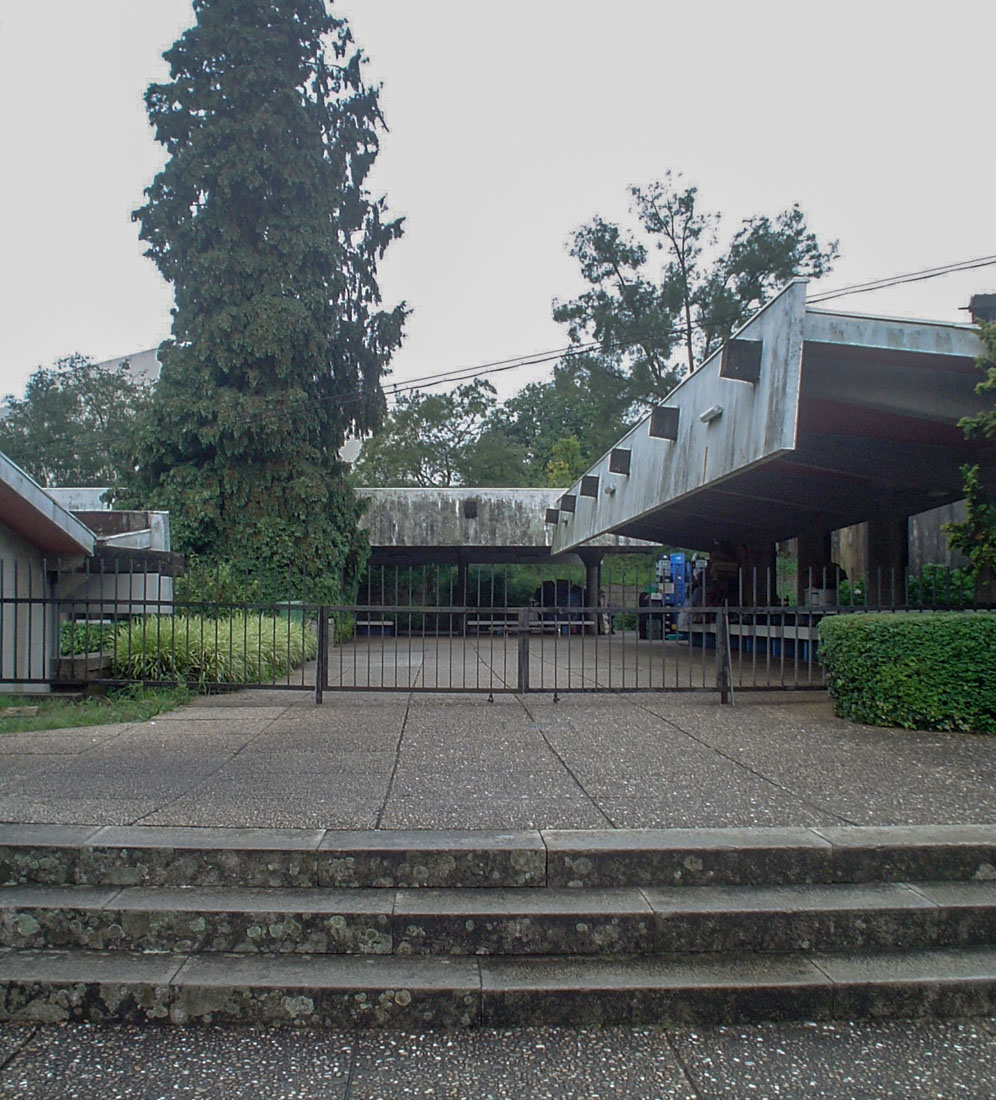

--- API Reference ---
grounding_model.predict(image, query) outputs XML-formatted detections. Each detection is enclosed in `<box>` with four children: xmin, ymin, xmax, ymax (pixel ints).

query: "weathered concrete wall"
<box><xmin>359</xmin><ymin>488</ymin><xmax>559</xmax><ymax>550</ymax></box>
<box><xmin>47</xmin><ymin>488</ymin><xmax>112</xmax><ymax>512</ymax></box>
<box><xmin>0</xmin><ymin>523</ymin><xmax>57</xmax><ymax>692</ymax></box>
<box><xmin>357</xmin><ymin>487</ymin><xmax>655</xmax><ymax>562</ymax></box>
<box><xmin>909</xmin><ymin>502</ymin><xmax>969</xmax><ymax>572</ymax></box>
<box><xmin>830</xmin><ymin>504</ymin><xmax>969</xmax><ymax>579</ymax></box>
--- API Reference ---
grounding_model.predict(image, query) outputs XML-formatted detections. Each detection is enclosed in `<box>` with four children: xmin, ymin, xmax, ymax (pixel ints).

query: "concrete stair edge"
<box><xmin>1</xmin><ymin>945</ymin><xmax>995</xmax><ymax>1028</ymax></box>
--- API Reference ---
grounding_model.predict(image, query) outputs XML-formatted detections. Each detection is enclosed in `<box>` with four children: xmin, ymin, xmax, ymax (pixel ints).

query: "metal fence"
<box><xmin>0</xmin><ymin>557</ymin><xmax>987</xmax><ymax>702</ymax></box>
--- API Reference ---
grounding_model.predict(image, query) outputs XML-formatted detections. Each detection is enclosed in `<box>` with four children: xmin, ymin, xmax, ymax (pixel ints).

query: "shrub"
<box><xmin>110</xmin><ymin>614</ymin><xmax>318</xmax><ymax>685</ymax></box>
<box><xmin>60</xmin><ymin>621</ymin><xmax>117</xmax><ymax>656</ymax></box>
<box><xmin>818</xmin><ymin>611</ymin><xmax>996</xmax><ymax>733</ymax></box>
<box><xmin>905</xmin><ymin>565</ymin><xmax>976</xmax><ymax>608</ymax></box>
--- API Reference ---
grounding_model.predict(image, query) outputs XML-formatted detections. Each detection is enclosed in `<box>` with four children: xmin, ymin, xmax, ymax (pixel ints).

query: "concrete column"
<box><xmin>577</xmin><ymin>548</ymin><xmax>603</xmax><ymax>634</ymax></box>
<box><xmin>796</xmin><ymin>528</ymin><xmax>832</xmax><ymax>604</ymax></box>
<box><xmin>866</xmin><ymin>508</ymin><xmax>909</xmax><ymax>604</ymax></box>
<box><xmin>740</xmin><ymin>542</ymin><xmax>776</xmax><ymax>605</ymax></box>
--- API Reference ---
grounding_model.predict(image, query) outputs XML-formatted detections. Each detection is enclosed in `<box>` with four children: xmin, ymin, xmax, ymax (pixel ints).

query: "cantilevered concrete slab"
<box><xmin>358</xmin><ymin>487</ymin><xmax>654</xmax><ymax>566</ymax></box>
<box><xmin>550</xmin><ymin>281</ymin><xmax>986</xmax><ymax>569</ymax></box>
<box><xmin>0</xmin><ymin>453</ymin><xmax>95</xmax><ymax>557</ymax></box>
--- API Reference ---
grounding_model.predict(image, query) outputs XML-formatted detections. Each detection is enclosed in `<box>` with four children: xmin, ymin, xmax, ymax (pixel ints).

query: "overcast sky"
<box><xmin>1</xmin><ymin>0</ymin><xmax>994</xmax><ymax>405</ymax></box>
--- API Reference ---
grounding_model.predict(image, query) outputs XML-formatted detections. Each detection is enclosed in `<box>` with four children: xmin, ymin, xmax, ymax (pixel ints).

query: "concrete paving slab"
<box><xmin>136</xmin><ymin>802</ymin><xmax>384</xmax><ymax>831</ymax></box>
<box><xmin>0</xmin><ymin>759</ymin><xmax>72</xmax><ymax>797</ymax></box>
<box><xmin>0</xmin><ymin>1023</ymin><xmax>352</xmax><ymax>1098</ymax></box>
<box><xmin>0</xmin><ymin>800</ymin><xmax>155</xmax><ymax>827</ymax></box>
<box><xmin>348</xmin><ymin>1026</ymin><xmax>696</xmax><ymax>1099</ymax></box>
<box><xmin>3</xmin><ymin>1019</ymin><xmax>994</xmax><ymax>1099</ymax></box>
<box><xmin>216</xmin><ymin>750</ymin><xmax>397</xmax><ymax>778</ymax></box>
<box><xmin>671</xmin><ymin>1017</ymin><xmax>996</xmax><ymax>1099</ymax></box>
<box><xmin>0</xmin><ymin>728</ymin><xmax>125</xmax><ymax>755</ymax></box>
<box><xmin>378</xmin><ymin>794</ymin><xmax>610</xmax><ymax>831</ymax></box>
<box><xmin>2</xmin><ymin>672</ymin><xmax>996</xmax><ymax>831</ymax></box>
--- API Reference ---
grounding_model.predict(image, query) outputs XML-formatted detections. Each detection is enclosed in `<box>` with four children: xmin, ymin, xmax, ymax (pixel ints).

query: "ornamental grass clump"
<box><xmin>111</xmin><ymin>614</ymin><xmax>318</xmax><ymax>685</ymax></box>
<box><xmin>818</xmin><ymin>611</ymin><xmax>996</xmax><ymax>733</ymax></box>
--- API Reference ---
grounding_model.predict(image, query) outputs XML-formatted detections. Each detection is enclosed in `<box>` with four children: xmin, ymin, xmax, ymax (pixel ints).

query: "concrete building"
<box><xmin>548</xmin><ymin>281</ymin><xmax>987</xmax><ymax>601</ymax></box>
<box><xmin>0</xmin><ymin>458</ymin><xmax>179</xmax><ymax>693</ymax></box>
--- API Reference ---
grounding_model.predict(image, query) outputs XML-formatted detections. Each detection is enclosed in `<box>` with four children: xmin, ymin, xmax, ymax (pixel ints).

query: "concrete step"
<box><xmin>1</xmin><ymin>945</ymin><xmax>994</xmax><ymax>1028</ymax></box>
<box><xmin>3</xmin><ymin>824</ymin><xmax>995</xmax><ymax>890</ymax></box>
<box><xmin>3</xmin><ymin>881</ymin><xmax>994</xmax><ymax>957</ymax></box>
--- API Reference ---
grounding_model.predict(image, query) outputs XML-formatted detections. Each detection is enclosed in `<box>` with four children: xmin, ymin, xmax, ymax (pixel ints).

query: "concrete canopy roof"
<box><xmin>0</xmin><ymin>452</ymin><xmax>96</xmax><ymax>556</ymax></box>
<box><xmin>550</xmin><ymin>280</ymin><xmax>987</xmax><ymax>554</ymax></box>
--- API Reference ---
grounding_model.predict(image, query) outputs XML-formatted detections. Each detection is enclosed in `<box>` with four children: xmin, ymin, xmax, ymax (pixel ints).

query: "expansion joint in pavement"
<box><xmin>516</xmin><ymin>695</ymin><xmax>616</xmax><ymax>828</ymax></box>
<box><xmin>635</xmin><ymin>698</ymin><xmax>860</xmax><ymax>828</ymax></box>
<box><xmin>376</xmin><ymin>692</ymin><xmax>414</xmax><ymax>831</ymax></box>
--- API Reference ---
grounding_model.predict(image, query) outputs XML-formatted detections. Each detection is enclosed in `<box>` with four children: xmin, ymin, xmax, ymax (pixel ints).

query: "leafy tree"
<box><xmin>544</xmin><ymin>436</ymin><xmax>587</xmax><ymax>487</ymax></box>
<box><xmin>351</xmin><ymin>379</ymin><xmax>529</xmax><ymax>487</ymax></box>
<box><xmin>494</xmin><ymin>353</ymin><xmax>637</xmax><ymax>477</ymax></box>
<box><xmin>553</xmin><ymin>172</ymin><xmax>838</xmax><ymax>405</ymax></box>
<box><xmin>947</xmin><ymin>321</ymin><xmax>996</xmax><ymax>587</ymax></box>
<box><xmin>119</xmin><ymin>0</ymin><xmax>404</xmax><ymax>599</ymax></box>
<box><xmin>0</xmin><ymin>354</ymin><xmax>151</xmax><ymax>487</ymax></box>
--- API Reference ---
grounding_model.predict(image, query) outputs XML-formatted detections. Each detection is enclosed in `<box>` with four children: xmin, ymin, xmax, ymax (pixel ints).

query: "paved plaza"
<box><xmin>1</xmin><ymin>688</ymin><xmax>995</xmax><ymax>831</ymax></box>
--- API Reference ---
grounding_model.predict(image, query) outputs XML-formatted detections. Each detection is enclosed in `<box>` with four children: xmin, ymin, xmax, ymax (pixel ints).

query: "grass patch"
<box><xmin>0</xmin><ymin>685</ymin><xmax>192</xmax><ymax>735</ymax></box>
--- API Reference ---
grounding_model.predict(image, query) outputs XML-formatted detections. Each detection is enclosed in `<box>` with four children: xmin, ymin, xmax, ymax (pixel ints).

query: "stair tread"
<box><xmin>1</xmin><ymin>944</ymin><xmax>995</xmax><ymax>989</ymax></box>
<box><xmin>4</xmin><ymin>880</ymin><xmax>996</xmax><ymax>915</ymax></box>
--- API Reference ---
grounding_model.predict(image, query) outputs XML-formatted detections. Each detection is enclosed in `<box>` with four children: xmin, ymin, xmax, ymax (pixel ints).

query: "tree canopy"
<box><xmin>0</xmin><ymin>354</ymin><xmax>151</xmax><ymax>488</ymax></box>
<box><xmin>350</xmin><ymin>175</ymin><xmax>837</xmax><ymax>492</ymax></box>
<box><xmin>553</xmin><ymin>172</ymin><xmax>838</xmax><ymax>407</ymax></box>
<box><xmin>350</xmin><ymin>379</ymin><xmax>529</xmax><ymax>487</ymax></box>
<box><xmin>119</xmin><ymin>0</ymin><xmax>404</xmax><ymax>597</ymax></box>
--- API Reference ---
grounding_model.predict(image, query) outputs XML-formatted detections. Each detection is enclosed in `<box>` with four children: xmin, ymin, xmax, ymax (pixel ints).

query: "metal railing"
<box><xmin>1</xmin><ymin>558</ymin><xmax>989</xmax><ymax>702</ymax></box>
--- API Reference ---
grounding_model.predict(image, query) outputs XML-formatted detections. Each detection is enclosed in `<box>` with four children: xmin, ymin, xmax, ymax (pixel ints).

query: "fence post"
<box><xmin>715</xmin><ymin>603</ymin><xmax>733</xmax><ymax>705</ymax></box>
<box><xmin>517</xmin><ymin>609</ymin><xmax>530</xmax><ymax>694</ymax></box>
<box><xmin>315</xmin><ymin>607</ymin><xmax>328</xmax><ymax>705</ymax></box>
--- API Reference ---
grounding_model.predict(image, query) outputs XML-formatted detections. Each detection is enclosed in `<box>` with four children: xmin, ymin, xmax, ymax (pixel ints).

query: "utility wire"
<box><xmin>6</xmin><ymin>254</ymin><xmax>993</xmax><ymax>457</ymax></box>
<box><xmin>807</xmin><ymin>254</ymin><xmax>996</xmax><ymax>304</ymax></box>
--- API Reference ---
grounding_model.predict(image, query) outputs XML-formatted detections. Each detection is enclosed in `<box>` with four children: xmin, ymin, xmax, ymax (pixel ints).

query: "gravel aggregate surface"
<box><xmin>2</xmin><ymin>1020</ymin><xmax>995</xmax><ymax>1098</ymax></box>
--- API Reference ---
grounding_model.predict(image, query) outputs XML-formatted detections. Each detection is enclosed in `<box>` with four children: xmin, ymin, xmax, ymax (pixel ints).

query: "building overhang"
<box><xmin>0</xmin><ymin>453</ymin><xmax>96</xmax><ymax>556</ymax></box>
<box><xmin>550</xmin><ymin>281</ymin><xmax>986</xmax><ymax>553</ymax></box>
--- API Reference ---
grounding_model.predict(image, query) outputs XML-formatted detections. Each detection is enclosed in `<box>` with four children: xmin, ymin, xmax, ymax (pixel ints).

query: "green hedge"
<box><xmin>818</xmin><ymin>612</ymin><xmax>996</xmax><ymax>733</ymax></box>
<box><xmin>110</xmin><ymin>614</ymin><xmax>318</xmax><ymax>685</ymax></box>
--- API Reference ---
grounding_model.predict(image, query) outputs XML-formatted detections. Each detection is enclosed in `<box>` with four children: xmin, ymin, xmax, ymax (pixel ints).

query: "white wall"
<box><xmin>0</xmin><ymin>524</ymin><xmax>57</xmax><ymax>692</ymax></box>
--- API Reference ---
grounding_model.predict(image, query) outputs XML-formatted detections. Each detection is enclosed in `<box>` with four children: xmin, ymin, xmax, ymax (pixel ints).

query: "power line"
<box><xmin>807</xmin><ymin>254</ymin><xmax>996</xmax><ymax>304</ymax></box>
<box><xmin>6</xmin><ymin>253</ymin><xmax>992</xmax><ymax>457</ymax></box>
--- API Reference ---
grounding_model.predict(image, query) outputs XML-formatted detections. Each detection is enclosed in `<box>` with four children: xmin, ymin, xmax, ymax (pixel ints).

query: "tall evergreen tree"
<box><xmin>122</xmin><ymin>0</ymin><xmax>405</xmax><ymax>598</ymax></box>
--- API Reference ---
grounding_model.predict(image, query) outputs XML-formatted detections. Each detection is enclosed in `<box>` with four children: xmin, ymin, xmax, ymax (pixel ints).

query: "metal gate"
<box><xmin>2</xmin><ymin>556</ymin><xmax>980</xmax><ymax>702</ymax></box>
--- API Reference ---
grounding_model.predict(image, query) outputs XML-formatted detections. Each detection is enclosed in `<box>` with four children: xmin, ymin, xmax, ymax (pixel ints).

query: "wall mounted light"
<box><xmin>699</xmin><ymin>405</ymin><xmax>724</xmax><ymax>424</ymax></box>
